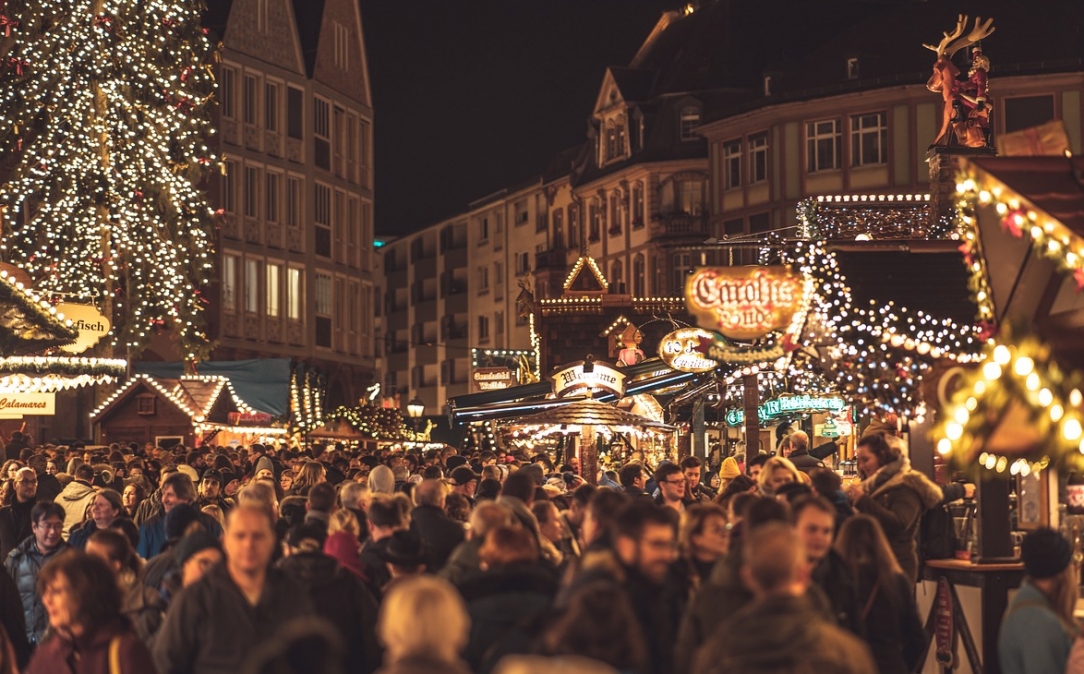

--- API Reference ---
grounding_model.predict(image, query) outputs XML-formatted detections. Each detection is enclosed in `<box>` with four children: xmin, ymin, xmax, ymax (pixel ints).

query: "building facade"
<box><xmin>196</xmin><ymin>0</ymin><xmax>376</xmax><ymax>408</ymax></box>
<box><xmin>378</xmin><ymin>0</ymin><xmax>1084</xmax><ymax>414</ymax></box>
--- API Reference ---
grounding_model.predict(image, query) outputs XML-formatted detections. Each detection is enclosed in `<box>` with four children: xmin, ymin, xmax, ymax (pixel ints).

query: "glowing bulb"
<box><xmin>937</xmin><ymin>438</ymin><xmax>952</xmax><ymax>455</ymax></box>
<box><xmin>993</xmin><ymin>345</ymin><xmax>1011</xmax><ymax>365</ymax></box>
<box><xmin>1039</xmin><ymin>389</ymin><xmax>1054</xmax><ymax>406</ymax></box>
<box><xmin>945</xmin><ymin>422</ymin><xmax>963</xmax><ymax>440</ymax></box>
<box><xmin>1051</xmin><ymin>405</ymin><xmax>1065</xmax><ymax>422</ymax></box>
<box><xmin>1013</xmin><ymin>357</ymin><xmax>1034</xmax><ymax>376</ymax></box>
<box><xmin>982</xmin><ymin>362</ymin><xmax>1002</xmax><ymax>380</ymax></box>
<box><xmin>954</xmin><ymin>407</ymin><xmax>969</xmax><ymax>425</ymax></box>
<box><xmin>1064</xmin><ymin>418</ymin><xmax>1083</xmax><ymax>442</ymax></box>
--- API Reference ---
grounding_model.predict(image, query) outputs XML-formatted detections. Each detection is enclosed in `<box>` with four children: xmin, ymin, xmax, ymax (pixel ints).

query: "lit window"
<box><xmin>315</xmin><ymin>273</ymin><xmax>332</xmax><ymax>315</ymax></box>
<box><xmin>288</xmin><ymin>268</ymin><xmax>302</xmax><ymax>320</ymax></box>
<box><xmin>244</xmin><ymin>259</ymin><xmax>260</xmax><ymax>314</ymax></box>
<box><xmin>266</xmin><ymin>263</ymin><xmax>281</xmax><ymax>317</ymax></box>
<box><xmin>676</xmin><ymin>180</ymin><xmax>704</xmax><ymax>215</ymax></box>
<box><xmin>222</xmin><ymin>254</ymin><xmax>239</xmax><ymax>312</ymax></box>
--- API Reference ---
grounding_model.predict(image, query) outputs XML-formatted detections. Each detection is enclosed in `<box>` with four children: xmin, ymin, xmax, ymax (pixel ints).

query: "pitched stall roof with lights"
<box><xmin>0</xmin><ymin>267</ymin><xmax>79</xmax><ymax>357</ymax></box>
<box><xmin>91</xmin><ymin>374</ymin><xmax>259</xmax><ymax>427</ymax></box>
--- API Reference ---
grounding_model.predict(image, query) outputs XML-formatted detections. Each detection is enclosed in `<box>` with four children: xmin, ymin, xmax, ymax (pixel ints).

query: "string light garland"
<box><xmin>797</xmin><ymin>193</ymin><xmax>954</xmax><ymax>240</ymax></box>
<box><xmin>0</xmin><ymin>0</ymin><xmax>219</xmax><ymax>364</ymax></box>
<box><xmin>934</xmin><ymin>322</ymin><xmax>1082</xmax><ymax>476</ymax></box>
<box><xmin>562</xmin><ymin>256</ymin><xmax>609</xmax><ymax>291</ymax></box>
<box><xmin>325</xmin><ymin>404</ymin><xmax>419</xmax><ymax>441</ymax></box>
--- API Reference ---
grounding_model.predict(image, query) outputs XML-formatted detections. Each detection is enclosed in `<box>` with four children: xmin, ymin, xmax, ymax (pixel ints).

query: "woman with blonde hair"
<box><xmin>289</xmin><ymin>461</ymin><xmax>326</xmax><ymax>497</ymax></box>
<box><xmin>376</xmin><ymin>575</ymin><xmax>471</xmax><ymax>674</ymax></box>
<box><xmin>835</xmin><ymin>514</ymin><xmax>923</xmax><ymax>674</ymax></box>
<box><xmin>329</xmin><ymin>508</ymin><xmax>361</xmax><ymax>538</ymax></box>
<box><xmin>756</xmin><ymin>456</ymin><xmax>802</xmax><ymax>497</ymax></box>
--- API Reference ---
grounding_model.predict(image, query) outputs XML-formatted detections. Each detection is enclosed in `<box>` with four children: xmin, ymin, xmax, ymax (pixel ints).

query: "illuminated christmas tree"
<box><xmin>0</xmin><ymin>0</ymin><xmax>218</xmax><ymax>363</ymax></box>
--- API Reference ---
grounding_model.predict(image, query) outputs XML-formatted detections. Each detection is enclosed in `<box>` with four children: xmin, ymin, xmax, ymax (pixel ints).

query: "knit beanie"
<box><xmin>1021</xmin><ymin>528</ymin><xmax>1072</xmax><ymax>579</ymax></box>
<box><xmin>174</xmin><ymin>530</ymin><xmax>221</xmax><ymax>567</ymax></box>
<box><xmin>254</xmin><ymin>455</ymin><xmax>275</xmax><ymax>476</ymax></box>
<box><xmin>719</xmin><ymin>457</ymin><xmax>741</xmax><ymax>481</ymax></box>
<box><xmin>368</xmin><ymin>465</ymin><xmax>395</xmax><ymax>495</ymax></box>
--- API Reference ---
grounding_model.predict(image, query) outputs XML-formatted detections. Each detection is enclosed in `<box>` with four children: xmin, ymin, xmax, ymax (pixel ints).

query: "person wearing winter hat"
<box><xmin>368</xmin><ymin>464</ymin><xmax>396</xmax><ymax>495</ymax></box>
<box><xmin>174</xmin><ymin>529</ymin><xmax>223</xmax><ymax>588</ymax></box>
<box><xmin>999</xmin><ymin>527</ymin><xmax>1077</xmax><ymax>674</ymax></box>
<box><xmin>253</xmin><ymin>455</ymin><xmax>276</xmax><ymax>481</ymax></box>
<box><xmin>379</xmin><ymin>530</ymin><xmax>427</xmax><ymax>587</ymax></box>
<box><xmin>717</xmin><ymin>457</ymin><xmax>742</xmax><ymax>493</ymax></box>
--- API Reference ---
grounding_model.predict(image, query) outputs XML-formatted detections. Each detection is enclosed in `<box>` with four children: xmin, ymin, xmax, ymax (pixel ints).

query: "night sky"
<box><xmin>360</xmin><ymin>0</ymin><xmax>677</xmax><ymax>236</ymax></box>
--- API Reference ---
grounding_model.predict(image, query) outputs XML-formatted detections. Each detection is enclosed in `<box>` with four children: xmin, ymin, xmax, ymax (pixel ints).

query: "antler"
<box><xmin>945</xmin><ymin>16</ymin><xmax>995</xmax><ymax>57</ymax></box>
<box><xmin>925</xmin><ymin>15</ymin><xmax>996</xmax><ymax>58</ymax></box>
<box><xmin>923</xmin><ymin>14</ymin><xmax>967</xmax><ymax>58</ymax></box>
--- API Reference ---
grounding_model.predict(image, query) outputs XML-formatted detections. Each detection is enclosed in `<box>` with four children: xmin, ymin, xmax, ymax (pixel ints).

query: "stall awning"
<box><xmin>135</xmin><ymin>359</ymin><xmax>292</xmax><ymax>416</ymax></box>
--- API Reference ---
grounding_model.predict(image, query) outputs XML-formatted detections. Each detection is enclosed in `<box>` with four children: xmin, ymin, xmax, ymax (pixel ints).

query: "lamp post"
<box><xmin>407</xmin><ymin>396</ymin><xmax>425</xmax><ymax>439</ymax></box>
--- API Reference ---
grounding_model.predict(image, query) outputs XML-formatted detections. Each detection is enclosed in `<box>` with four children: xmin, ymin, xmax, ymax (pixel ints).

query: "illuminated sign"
<box><xmin>685</xmin><ymin>266</ymin><xmax>806</xmax><ymax>341</ymax></box>
<box><xmin>227</xmin><ymin>411</ymin><xmax>275</xmax><ymax>426</ymax></box>
<box><xmin>0</xmin><ymin>392</ymin><xmax>56</xmax><ymax>418</ymax></box>
<box><xmin>551</xmin><ymin>361</ymin><xmax>626</xmax><ymax>399</ymax></box>
<box><xmin>658</xmin><ymin>328</ymin><xmax>719</xmax><ymax>373</ymax></box>
<box><xmin>471</xmin><ymin>367</ymin><xmax>515</xmax><ymax>392</ymax></box>
<box><xmin>725</xmin><ymin>395</ymin><xmax>845</xmax><ymax>426</ymax></box>
<box><xmin>56</xmin><ymin>303</ymin><xmax>111</xmax><ymax>354</ymax></box>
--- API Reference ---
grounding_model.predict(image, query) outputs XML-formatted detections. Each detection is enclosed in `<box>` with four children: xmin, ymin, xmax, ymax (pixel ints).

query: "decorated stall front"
<box><xmin>91</xmin><ymin>374</ymin><xmax>286</xmax><ymax>448</ymax></box>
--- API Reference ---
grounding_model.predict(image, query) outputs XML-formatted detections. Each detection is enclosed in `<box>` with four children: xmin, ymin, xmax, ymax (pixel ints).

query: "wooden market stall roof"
<box><xmin>91</xmin><ymin>374</ymin><xmax>254</xmax><ymax>426</ymax></box>
<box><xmin>0</xmin><ymin>266</ymin><xmax>78</xmax><ymax>356</ymax></box>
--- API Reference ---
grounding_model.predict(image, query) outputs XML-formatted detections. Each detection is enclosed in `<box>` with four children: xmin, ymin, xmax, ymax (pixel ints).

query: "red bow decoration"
<box><xmin>1001</xmin><ymin>209</ymin><xmax>1026</xmax><ymax>238</ymax></box>
<box><xmin>6</xmin><ymin>57</ymin><xmax>28</xmax><ymax>75</ymax></box>
<box><xmin>0</xmin><ymin>15</ymin><xmax>18</xmax><ymax>37</ymax></box>
<box><xmin>976</xmin><ymin>321</ymin><xmax>997</xmax><ymax>341</ymax></box>
<box><xmin>1075</xmin><ymin>268</ymin><xmax>1084</xmax><ymax>291</ymax></box>
<box><xmin>93</xmin><ymin>14</ymin><xmax>112</xmax><ymax>29</ymax></box>
<box><xmin>957</xmin><ymin>242</ymin><xmax>974</xmax><ymax>266</ymax></box>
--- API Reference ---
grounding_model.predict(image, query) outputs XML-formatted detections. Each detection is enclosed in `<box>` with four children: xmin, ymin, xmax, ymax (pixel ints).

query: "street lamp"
<box><xmin>407</xmin><ymin>396</ymin><xmax>425</xmax><ymax>437</ymax></box>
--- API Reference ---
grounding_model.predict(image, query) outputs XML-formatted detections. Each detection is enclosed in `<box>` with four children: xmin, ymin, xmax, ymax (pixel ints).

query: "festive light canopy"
<box><xmin>0</xmin><ymin>0</ymin><xmax>219</xmax><ymax>362</ymax></box>
<box><xmin>934</xmin><ymin>323</ymin><xmax>1082</xmax><ymax>476</ymax></box>
<box><xmin>0</xmin><ymin>355</ymin><xmax>127</xmax><ymax>392</ymax></box>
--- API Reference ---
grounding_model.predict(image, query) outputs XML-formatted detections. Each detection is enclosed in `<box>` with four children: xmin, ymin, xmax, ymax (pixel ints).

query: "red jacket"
<box><xmin>25</xmin><ymin>618</ymin><xmax>157</xmax><ymax>674</ymax></box>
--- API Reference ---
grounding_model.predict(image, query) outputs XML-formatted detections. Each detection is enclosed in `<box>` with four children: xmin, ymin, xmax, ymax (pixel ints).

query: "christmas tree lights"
<box><xmin>0</xmin><ymin>0</ymin><xmax>219</xmax><ymax>364</ymax></box>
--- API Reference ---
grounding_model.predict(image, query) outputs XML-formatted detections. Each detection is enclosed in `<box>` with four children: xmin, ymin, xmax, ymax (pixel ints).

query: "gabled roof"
<box><xmin>966</xmin><ymin>156</ymin><xmax>1084</xmax><ymax>237</ymax></box>
<box><xmin>91</xmin><ymin>374</ymin><xmax>255</xmax><ymax>424</ymax></box>
<box><xmin>292</xmin><ymin>0</ymin><xmax>327</xmax><ymax>77</ymax></box>
<box><xmin>563</xmin><ymin>256</ymin><xmax>610</xmax><ymax>294</ymax></box>
<box><xmin>0</xmin><ymin>267</ymin><xmax>78</xmax><ymax>357</ymax></box>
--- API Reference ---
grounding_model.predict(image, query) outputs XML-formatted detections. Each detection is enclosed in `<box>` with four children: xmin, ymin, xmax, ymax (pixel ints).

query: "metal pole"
<box><xmin>743</xmin><ymin>373</ymin><xmax>760</xmax><ymax>471</ymax></box>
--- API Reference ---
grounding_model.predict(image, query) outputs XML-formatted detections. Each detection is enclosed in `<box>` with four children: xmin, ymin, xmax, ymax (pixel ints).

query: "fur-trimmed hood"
<box><xmin>863</xmin><ymin>457</ymin><xmax>943</xmax><ymax>509</ymax></box>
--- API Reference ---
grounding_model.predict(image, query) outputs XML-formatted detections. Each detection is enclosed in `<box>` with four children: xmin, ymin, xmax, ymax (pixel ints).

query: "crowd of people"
<box><xmin>0</xmin><ymin>427</ymin><xmax>1077</xmax><ymax>674</ymax></box>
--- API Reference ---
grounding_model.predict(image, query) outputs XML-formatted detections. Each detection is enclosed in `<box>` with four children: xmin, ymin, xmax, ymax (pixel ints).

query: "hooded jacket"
<box><xmin>692</xmin><ymin>594</ymin><xmax>876</xmax><ymax>674</ymax></box>
<box><xmin>55</xmin><ymin>479</ymin><xmax>96</xmax><ymax>540</ymax></box>
<box><xmin>277</xmin><ymin>551</ymin><xmax>382</xmax><ymax>674</ymax></box>
<box><xmin>855</xmin><ymin>457</ymin><xmax>943</xmax><ymax>583</ymax></box>
<box><xmin>5</xmin><ymin>536</ymin><xmax>70</xmax><ymax>646</ymax></box>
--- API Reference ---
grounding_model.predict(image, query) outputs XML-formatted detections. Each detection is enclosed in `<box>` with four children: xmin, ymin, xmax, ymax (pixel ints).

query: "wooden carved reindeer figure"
<box><xmin>924</xmin><ymin>14</ymin><xmax>996</xmax><ymax>148</ymax></box>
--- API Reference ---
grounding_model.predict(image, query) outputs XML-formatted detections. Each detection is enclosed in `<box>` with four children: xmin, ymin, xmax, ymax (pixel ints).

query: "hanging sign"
<box><xmin>551</xmin><ymin>360</ymin><xmax>626</xmax><ymax>399</ymax></box>
<box><xmin>228</xmin><ymin>411</ymin><xmax>275</xmax><ymax>426</ymax></box>
<box><xmin>658</xmin><ymin>327</ymin><xmax>719</xmax><ymax>373</ymax></box>
<box><xmin>685</xmin><ymin>266</ymin><xmax>807</xmax><ymax>341</ymax></box>
<box><xmin>471</xmin><ymin>367</ymin><xmax>515</xmax><ymax>392</ymax></box>
<box><xmin>0</xmin><ymin>392</ymin><xmax>56</xmax><ymax>418</ymax></box>
<box><xmin>55</xmin><ymin>303</ymin><xmax>111</xmax><ymax>354</ymax></box>
<box><xmin>724</xmin><ymin>394</ymin><xmax>846</xmax><ymax>426</ymax></box>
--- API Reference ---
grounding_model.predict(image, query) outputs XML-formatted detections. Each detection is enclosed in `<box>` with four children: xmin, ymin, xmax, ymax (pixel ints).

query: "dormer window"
<box><xmin>680</xmin><ymin>107</ymin><xmax>701</xmax><ymax>140</ymax></box>
<box><xmin>846</xmin><ymin>57</ymin><xmax>859</xmax><ymax>80</ymax></box>
<box><xmin>604</xmin><ymin>118</ymin><xmax>627</xmax><ymax>163</ymax></box>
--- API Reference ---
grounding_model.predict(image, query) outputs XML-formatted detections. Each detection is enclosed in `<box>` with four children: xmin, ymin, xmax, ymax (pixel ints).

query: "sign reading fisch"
<box><xmin>471</xmin><ymin>367</ymin><xmax>515</xmax><ymax>392</ymax></box>
<box><xmin>56</xmin><ymin>303</ymin><xmax>111</xmax><ymax>354</ymax></box>
<box><xmin>552</xmin><ymin>361</ymin><xmax>625</xmax><ymax>399</ymax></box>
<box><xmin>658</xmin><ymin>327</ymin><xmax>719</xmax><ymax>373</ymax></box>
<box><xmin>685</xmin><ymin>266</ymin><xmax>806</xmax><ymax>341</ymax></box>
<box><xmin>0</xmin><ymin>392</ymin><xmax>56</xmax><ymax>418</ymax></box>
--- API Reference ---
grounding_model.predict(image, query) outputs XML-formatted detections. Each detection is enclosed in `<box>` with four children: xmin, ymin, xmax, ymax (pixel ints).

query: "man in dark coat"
<box><xmin>359</xmin><ymin>495</ymin><xmax>407</xmax><ymax>598</ymax></box>
<box><xmin>691</xmin><ymin>523</ymin><xmax>875</xmax><ymax>674</ymax></box>
<box><xmin>793</xmin><ymin>495</ymin><xmax>861</xmax><ymax>636</ymax></box>
<box><xmin>0</xmin><ymin>467</ymin><xmax>39</xmax><ymax>560</ymax></box>
<box><xmin>153</xmin><ymin>504</ymin><xmax>314</xmax><ymax>674</ymax></box>
<box><xmin>277</xmin><ymin>523</ymin><xmax>381</xmax><ymax>674</ymax></box>
<box><xmin>5</xmin><ymin>501</ymin><xmax>69</xmax><ymax>648</ymax></box>
<box><xmin>409</xmin><ymin>479</ymin><xmax>465</xmax><ymax>572</ymax></box>
<box><xmin>784</xmin><ymin>431</ymin><xmax>826</xmax><ymax>474</ymax></box>
<box><xmin>0</xmin><ymin>542</ymin><xmax>30</xmax><ymax>668</ymax></box>
<box><xmin>26</xmin><ymin>454</ymin><xmax>61</xmax><ymax>503</ymax></box>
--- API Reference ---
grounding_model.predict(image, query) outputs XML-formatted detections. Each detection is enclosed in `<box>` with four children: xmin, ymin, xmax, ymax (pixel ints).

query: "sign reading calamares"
<box><xmin>685</xmin><ymin>266</ymin><xmax>806</xmax><ymax>341</ymax></box>
<box><xmin>0</xmin><ymin>392</ymin><xmax>56</xmax><ymax>418</ymax></box>
<box><xmin>658</xmin><ymin>328</ymin><xmax>719</xmax><ymax>373</ymax></box>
